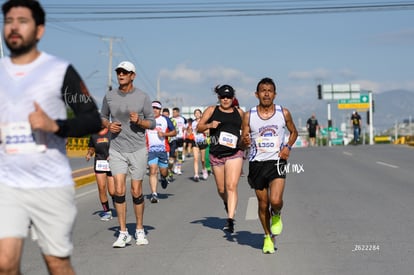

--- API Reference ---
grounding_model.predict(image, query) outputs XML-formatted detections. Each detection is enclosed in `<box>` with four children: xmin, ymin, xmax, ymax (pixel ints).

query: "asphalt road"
<box><xmin>21</xmin><ymin>145</ymin><xmax>413</xmax><ymax>275</ymax></box>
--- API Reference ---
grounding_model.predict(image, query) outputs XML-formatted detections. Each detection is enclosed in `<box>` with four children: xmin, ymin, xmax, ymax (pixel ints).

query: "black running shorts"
<box><xmin>248</xmin><ymin>159</ymin><xmax>287</xmax><ymax>190</ymax></box>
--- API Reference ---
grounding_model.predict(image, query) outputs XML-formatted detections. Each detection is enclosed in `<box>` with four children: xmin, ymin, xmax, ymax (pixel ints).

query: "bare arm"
<box><xmin>130</xmin><ymin>114</ymin><xmax>154</xmax><ymax>130</ymax></box>
<box><xmin>102</xmin><ymin>118</ymin><xmax>122</xmax><ymax>134</ymax></box>
<box><xmin>197</xmin><ymin>106</ymin><xmax>220</xmax><ymax>132</ymax></box>
<box><xmin>279</xmin><ymin>107</ymin><xmax>298</xmax><ymax>160</ymax></box>
<box><xmin>241</xmin><ymin>110</ymin><xmax>251</xmax><ymax>149</ymax></box>
<box><xmin>159</xmin><ymin>129</ymin><xmax>177</xmax><ymax>138</ymax></box>
<box><xmin>85</xmin><ymin>147</ymin><xmax>95</xmax><ymax>161</ymax></box>
<box><xmin>237</xmin><ymin>107</ymin><xmax>244</xmax><ymax>121</ymax></box>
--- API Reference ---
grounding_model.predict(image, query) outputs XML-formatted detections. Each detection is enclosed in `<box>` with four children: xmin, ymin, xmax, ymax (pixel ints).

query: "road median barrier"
<box><xmin>72</xmin><ymin>167</ymin><xmax>95</xmax><ymax>188</ymax></box>
<box><xmin>374</xmin><ymin>136</ymin><xmax>392</xmax><ymax>143</ymax></box>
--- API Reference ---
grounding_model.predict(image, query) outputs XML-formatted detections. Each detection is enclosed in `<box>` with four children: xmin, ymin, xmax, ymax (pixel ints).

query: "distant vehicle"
<box><xmin>320</xmin><ymin>127</ymin><xmax>351</xmax><ymax>146</ymax></box>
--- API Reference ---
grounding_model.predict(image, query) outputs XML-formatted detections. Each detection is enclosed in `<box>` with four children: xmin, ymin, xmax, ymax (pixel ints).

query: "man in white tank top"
<box><xmin>0</xmin><ymin>1</ymin><xmax>101</xmax><ymax>273</ymax></box>
<box><xmin>242</xmin><ymin>77</ymin><xmax>298</xmax><ymax>254</ymax></box>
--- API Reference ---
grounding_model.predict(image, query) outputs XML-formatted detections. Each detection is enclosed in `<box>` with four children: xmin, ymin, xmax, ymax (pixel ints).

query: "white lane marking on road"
<box><xmin>76</xmin><ymin>188</ymin><xmax>96</xmax><ymax>199</ymax></box>
<box><xmin>376</xmin><ymin>161</ymin><xmax>399</xmax><ymax>169</ymax></box>
<box><xmin>343</xmin><ymin>151</ymin><xmax>353</xmax><ymax>156</ymax></box>
<box><xmin>246</xmin><ymin>197</ymin><xmax>258</xmax><ymax>220</ymax></box>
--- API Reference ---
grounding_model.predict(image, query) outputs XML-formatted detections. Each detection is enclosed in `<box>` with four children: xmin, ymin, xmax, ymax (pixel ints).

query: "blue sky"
<box><xmin>2</xmin><ymin>1</ymin><xmax>413</xmax><ymax>127</ymax></box>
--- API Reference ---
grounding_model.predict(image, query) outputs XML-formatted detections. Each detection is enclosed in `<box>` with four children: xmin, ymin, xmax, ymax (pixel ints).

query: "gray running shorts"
<box><xmin>0</xmin><ymin>184</ymin><xmax>77</xmax><ymax>257</ymax></box>
<box><xmin>109</xmin><ymin>147</ymin><xmax>147</xmax><ymax>180</ymax></box>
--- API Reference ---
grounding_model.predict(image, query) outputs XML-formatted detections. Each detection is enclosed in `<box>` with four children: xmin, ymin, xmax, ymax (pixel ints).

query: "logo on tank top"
<box><xmin>258</xmin><ymin>125</ymin><xmax>278</xmax><ymax>135</ymax></box>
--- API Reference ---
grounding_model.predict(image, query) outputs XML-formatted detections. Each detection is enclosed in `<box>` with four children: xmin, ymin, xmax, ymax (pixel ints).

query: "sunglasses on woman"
<box><xmin>219</xmin><ymin>95</ymin><xmax>233</xmax><ymax>99</ymax></box>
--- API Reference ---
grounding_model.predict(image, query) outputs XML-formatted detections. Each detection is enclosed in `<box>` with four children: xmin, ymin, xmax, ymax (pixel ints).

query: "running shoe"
<box><xmin>202</xmin><ymin>169</ymin><xmax>208</xmax><ymax>180</ymax></box>
<box><xmin>193</xmin><ymin>175</ymin><xmax>200</xmax><ymax>182</ymax></box>
<box><xmin>262</xmin><ymin>235</ymin><xmax>275</xmax><ymax>254</ymax></box>
<box><xmin>177</xmin><ymin>170</ymin><xmax>182</xmax><ymax>175</ymax></box>
<box><xmin>100</xmin><ymin>211</ymin><xmax>112</xmax><ymax>221</ymax></box>
<box><xmin>271</xmin><ymin>213</ymin><xmax>283</xmax><ymax>235</ymax></box>
<box><xmin>167</xmin><ymin>174</ymin><xmax>175</xmax><ymax>183</ymax></box>
<box><xmin>150</xmin><ymin>193</ymin><xmax>159</xmax><ymax>203</ymax></box>
<box><xmin>160</xmin><ymin>177</ymin><xmax>169</xmax><ymax>189</ymax></box>
<box><xmin>168</xmin><ymin>170</ymin><xmax>174</xmax><ymax>178</ymax></box>
<box><xmin>223</xmin><ymin>218</ymin><xmax>235</xmax><ymax>233</ymax></box>
<box><xmin>112</xmin><ymin>231</ymin><xmax>132</xmax><ymax>248</ymax></box>
<box><xmin>135</xmin><ymin>229</ymin><xmax>149</xmax><ymax>245</ymax></box>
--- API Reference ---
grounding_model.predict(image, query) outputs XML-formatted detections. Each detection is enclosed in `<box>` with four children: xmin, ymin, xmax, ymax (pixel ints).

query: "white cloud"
<box><xmin>363</xmin><ymin>79</ymin><xmax>414</xmax><ymax>94</ymax></box>
<box><xmin>288</xmin><ymin>68</ymin><xmax>331</xmax><ymax>81</ymax></box>
<box><xmin>204</xmin><ymin>66</ymin><xmax>255</xmax><ymax>85</ymax></box>
<box><xmin>159</xmin><ymin>63</ymin><xmax>202</xmax><ymax>83</ymax></box>
<box><xmin>159</xmin><ymin>63</ymin><xmax>255</xmax><ymax>86</ymax></box>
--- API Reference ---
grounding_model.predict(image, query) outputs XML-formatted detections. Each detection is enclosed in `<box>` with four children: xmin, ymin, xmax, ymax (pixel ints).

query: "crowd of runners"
<box><xmin>0</xmin><ymin>1</ymin><xmax>298</xmax><ymax>273</ymax></box>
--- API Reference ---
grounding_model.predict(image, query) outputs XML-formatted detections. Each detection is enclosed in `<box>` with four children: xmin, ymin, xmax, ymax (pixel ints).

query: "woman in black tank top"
<box><xmin>196</xmin><ymin>84</ymin><xmax>244</xmax><ymax>234</ymax></box>
<box><xmin>208</xmin><ymin>105</ymin><xmax>242</xmax><ymax>158</ymax></box>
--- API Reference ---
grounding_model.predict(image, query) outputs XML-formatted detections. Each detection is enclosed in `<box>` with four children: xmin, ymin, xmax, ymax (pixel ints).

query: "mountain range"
<box><xmin>287</xmin><ymin>89</ymin><xmax>414</xmax><ymax>135</ymax></box>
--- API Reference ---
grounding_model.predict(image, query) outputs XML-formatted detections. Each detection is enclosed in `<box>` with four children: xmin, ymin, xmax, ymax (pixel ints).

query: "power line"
<box><xmin>45</xmin><ymin>1</ymin><xmax>414</xmax><ymax>22</ymax></box>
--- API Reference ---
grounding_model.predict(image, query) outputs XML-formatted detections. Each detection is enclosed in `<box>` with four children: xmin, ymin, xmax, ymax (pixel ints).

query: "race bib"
<box><xmin>1</xmin><ymin>122</ymin><xmax>46</xmax><ymax>154</ymax></box>
<box><xmin>195</xmin><ymin>133</ymin><xmax>205</xmax><ymax>143</ymax></box>
<box><xmin>218</xmin><ymin>131</ymin><xmax>238</xmax><ymax>149</ymax></box>
<box><xmin>255</xmin><ymin>136</ymin><xmax>280</xmax><ymax>153</ymax></box>
<box><xmin>95</xmin><ymin>160</ymin><xmax>110</xmax><ymax>171</ymax></box>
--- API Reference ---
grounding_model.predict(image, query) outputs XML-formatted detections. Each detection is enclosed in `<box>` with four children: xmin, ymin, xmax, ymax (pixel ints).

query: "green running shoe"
<box><xmin>271</xmin><ymin>213</ymin><xmax>283</xmax><ymax>235</ymax></box>
<box><xmin>262</xmin><ymin>235</ymin><xmax>275</xmax><ymax>254</ymax></box>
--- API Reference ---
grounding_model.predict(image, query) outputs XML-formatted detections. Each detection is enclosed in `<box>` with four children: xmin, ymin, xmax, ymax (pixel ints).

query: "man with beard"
<box><xmin>0</xmin><ymin>1</ymin><xmax>101</xmax><ymax>274</ymax></box>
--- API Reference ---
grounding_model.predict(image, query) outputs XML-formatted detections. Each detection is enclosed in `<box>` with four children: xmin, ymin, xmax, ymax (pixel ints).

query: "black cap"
<box><xmin>217</xmin><ymin>85</ymin><xmax>235</xmax><ymax>97</ymax></box>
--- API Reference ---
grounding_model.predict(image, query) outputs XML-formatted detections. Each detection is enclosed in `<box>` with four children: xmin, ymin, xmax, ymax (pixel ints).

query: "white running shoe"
<box><xmin>202</xmin><ymin>169</ymin><xmax>208</xmax><ymax>180</ymax></box>
<box><xmin>135</xmin><ymin>229</ymin><xmax>149</xmax><ymax>245</ymax></box>
<box><xmin>150</xmin><ymin>193</ymin><xmax>159</xmax><ymax>203</ymax></box>
<box><xmin>112</xmin><ymin>231</ymin><xmax>132</xmax><ymax>248</ymax></box>
<box><xmin>100</xmin><ymin>211</ymin><xmax>112</xmax><ymax>221</ymax></box>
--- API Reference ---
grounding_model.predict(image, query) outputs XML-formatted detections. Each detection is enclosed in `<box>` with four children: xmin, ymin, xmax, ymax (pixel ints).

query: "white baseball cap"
<box><xmin>152</xmin><ymin>101</ymin><xmax>162</xmax><ymax>109</ymax></box>
<box><xmin>115</xmin><ymin>61</ymin><xmax>136</xmax><ymax>73</ymax></box>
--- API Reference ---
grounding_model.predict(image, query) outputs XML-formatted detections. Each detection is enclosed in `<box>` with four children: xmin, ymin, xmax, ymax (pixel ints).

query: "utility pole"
<box><xmin>157</xmin><ymin>76</ymin><xmax>161</xmax><ymax>101</ymax></box>
<box><xmin>0</xmin><ymin>35</ymin><xmax>4</xmax><ymax>58</ymax></box>
<box><xmin>368</xmin><ymin>91</ymin><xmax>374</xmax><ymax>145</ymax></box>
<box><xmin>101</xmin><ymin>37</ymin><xmax>122</xmax><ymax>91</ymax></box>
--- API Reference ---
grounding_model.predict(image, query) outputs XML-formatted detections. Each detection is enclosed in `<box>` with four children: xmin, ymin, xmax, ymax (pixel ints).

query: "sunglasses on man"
<box><xmin>116</xmin><ymin>69</ymin><xmax>133</xmax><ymax>75</ymax></box>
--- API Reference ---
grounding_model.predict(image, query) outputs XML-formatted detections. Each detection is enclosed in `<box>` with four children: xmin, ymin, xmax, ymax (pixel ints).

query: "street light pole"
<box><xmin>327</xmin><ymin>101</ymin><xmax>332</xmax><ymax>146</ymax></box>
<box><xmin>368</xmin><ymin>91</ymin><xmax>374</xmax><ymax>145</ymax></box>
<box><xmin>0</xmin><ymin>35</ymin><xmax>4</xmax><ymax>58</ymax></box>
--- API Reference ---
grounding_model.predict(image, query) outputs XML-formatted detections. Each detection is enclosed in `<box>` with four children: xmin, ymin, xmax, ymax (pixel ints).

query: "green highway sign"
<box><xmin>360</xmin><ymin>94</ymin><xmax>369</xmax><ymax>103</ymax></box>
<box><xmin>338</xmin><ymin>94</ymin><xmax>370</xmax><ymax>109</ymax></box>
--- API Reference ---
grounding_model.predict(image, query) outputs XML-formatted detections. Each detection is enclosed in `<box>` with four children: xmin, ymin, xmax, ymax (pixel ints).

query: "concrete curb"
<box><xmin>72</xmin><ymin>167</ymin><xmax>95</xmax><ymax>188</ymax></box>
<box><xmin>74</xmin><ymin>174</ymin><xmax>96</xmax><ymax>188</ymax></box>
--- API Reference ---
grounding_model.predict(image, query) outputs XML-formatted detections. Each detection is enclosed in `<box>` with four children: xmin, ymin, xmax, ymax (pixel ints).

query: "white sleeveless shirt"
<box><xmin>248</xmin><ymin>105</ymin><xmax>287</xmax><ymax>162</ymax></box>
<box><xmin>0</xmin><ymin>53</ymin><xmax>72</xmax><ymax>188</ymax></box>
